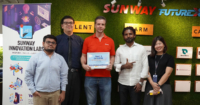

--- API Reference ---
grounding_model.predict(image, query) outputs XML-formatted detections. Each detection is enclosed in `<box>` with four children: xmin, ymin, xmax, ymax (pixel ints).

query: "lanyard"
<box><xmin>154</xmin><ymin>54</ymin><xmax>164</xmax><ymax>75</ymax></box>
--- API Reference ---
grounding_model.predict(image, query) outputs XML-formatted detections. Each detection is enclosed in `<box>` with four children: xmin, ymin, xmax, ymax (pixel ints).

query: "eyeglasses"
<box><xmin>63</xmin><ymin>22</ymin><xmax>74</xmax><ymax>25</ymax></box>
<box><xmin>45</xmin><ymin>41</ymin><xmax>56</xmax><ymax>45</ymax></box>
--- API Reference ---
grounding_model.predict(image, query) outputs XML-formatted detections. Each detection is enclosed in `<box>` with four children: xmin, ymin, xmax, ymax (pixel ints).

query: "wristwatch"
<box><xmin>139</xmin><ymin>82</ymin><xmax>143</xmax><ymax>86</ymax></box>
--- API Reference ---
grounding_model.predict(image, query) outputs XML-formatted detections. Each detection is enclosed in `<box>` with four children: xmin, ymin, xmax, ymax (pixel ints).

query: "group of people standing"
<box><xmin>24</xmin><ymin>15</ymin><xmax>175</xmax><ymax>105</ymax></box>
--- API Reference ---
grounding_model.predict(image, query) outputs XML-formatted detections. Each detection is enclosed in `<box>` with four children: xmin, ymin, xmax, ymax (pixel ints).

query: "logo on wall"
<box><xmin>9</xmin><ymin>77</ymin><xmax>23</xmax><ymax>90</ymax></box>
<box><xmin>176</xmin><ymin>47</ymin><xmax>193</xmax><ymax>59</ymax></box>
<box><xmin>9</xmin><ymin>92</ymin><xmax>23</xmax><ymax>104</ymax></box>
<box><xmin>19</xmin><ymin>24</ymin><xmax>33</xmax><ymax>39</ymax></box>
<box><xmin>10</xmin><ymin>63</ymin><xmax>23</xmax><ymax>76</ymax></box>
<box><xmin>103</xmin><ymin>4</ymin><xmax>156</xmax><ymax>15</ymax></box>
<box><xmin>182</xmin><ymin>49</ymin><xmax>188</xmax><ymax>54</ymax></box>
<box><xmin>159</xmin><ymin>8</ymin><xmax>200</xmax><ymax>17</ymax></box>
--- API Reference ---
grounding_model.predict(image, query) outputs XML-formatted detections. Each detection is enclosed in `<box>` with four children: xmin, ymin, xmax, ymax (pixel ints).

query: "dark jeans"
<box><xmin>119</xmin><ymin>83</ymin><xmax>141</xmax><ymax>105</ymax></box>
<box><xmin>61</xmin><ymin>70</ymin><xmax>81</xmax><ymax>105</ymax></box>
<box><xmin>84</xmin><ymin>77</ymin><xmax>111</xmax><ymax>105</ymax></box>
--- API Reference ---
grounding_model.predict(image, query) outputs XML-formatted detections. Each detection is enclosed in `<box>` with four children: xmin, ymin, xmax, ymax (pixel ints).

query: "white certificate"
<box><xmin>196</xmin><ymin>64</ymin><xmax>200</xmax><ymax>76</ymax></box>
<box><xmin>87</xmin><ymin>52</ymin><xmax>110</xmax><ymax>69</ymax></box>
<box><xmin>175</xmin><ymin>80</ymin><xmax>191</xmax><ymax>92</ymax></box>
<box><xmin>197</xmin><ymin>47</ymin><xmax>200</xmax><ymax>59</ymax></box>
<box><xmin>175</xmin><ymin>64</ymin><xmax>192</xmax><ymax>76</ymax></box>
<box><xmin>195</xmin><ymin>81</ymin><xmax>200</xmax><ymax>92</ymax></box>
<box><xmin>144</xmin><ymin>45</ymin><xmax>151</xmax><ymax>56</ymax></box>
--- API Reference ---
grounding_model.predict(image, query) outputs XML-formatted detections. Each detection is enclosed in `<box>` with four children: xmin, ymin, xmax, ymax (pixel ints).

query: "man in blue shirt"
<box><xmin>55</xmin><ymin>16</ymin><xmax>83</xmax><ymax>105</ymax></box>
<box><xmin>25</xmin><ymin>35</ymin><xmax>68</xmax><ymax>105</ymax></box>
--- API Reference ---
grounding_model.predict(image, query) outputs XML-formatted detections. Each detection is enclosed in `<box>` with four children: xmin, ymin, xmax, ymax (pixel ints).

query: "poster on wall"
<box><xmin>124</xmin><ymin>23</ymin><xmax>154</xmax><ymax>35</ymax></box>
<box><xmin>176</xmin><ymin>47</ymin><xmax>193</xmax><ymax>59</ymax></box>
<box><xmin>196</xmin><ymin>47</ymin><xmax>200</xmax><ymax>59</ymax></box>
<box><xmin>2</xmin><ymin>3</ymin><xmax>51</xmax><ymax>105</ymax></box>
<box><xmin>175</xmin><ymin>64</ymin><xmax>192</xmax><ymax>76</ymax></box>
<box><xmin>192</xmin><ymin>26</ymin><xmax>200</xmax><ymax>37</ymax></box>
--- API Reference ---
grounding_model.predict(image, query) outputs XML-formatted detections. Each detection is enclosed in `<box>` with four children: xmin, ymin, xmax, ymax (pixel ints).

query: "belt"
<box><xmin>69</xmin><ymin>68</ymin><xmax>79</xmax><ymax>72</ymax></box>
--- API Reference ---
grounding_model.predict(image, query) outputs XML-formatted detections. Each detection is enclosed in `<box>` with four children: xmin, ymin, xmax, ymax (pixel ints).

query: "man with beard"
<box><xmin>114</xmin><ymin>27</ymin><xmax>148</xmax><ymax>105</ymax></box>
<box><xmin>25</xmin><ymin>35</ymin><xmax>68</xmax><ymax>105</ymax></box>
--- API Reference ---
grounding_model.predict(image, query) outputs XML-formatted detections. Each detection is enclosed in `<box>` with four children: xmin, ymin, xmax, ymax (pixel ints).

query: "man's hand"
<box><xmin>58</xmin><ymin>91</ymin><xmax>65</xmax><ymax>104</ymax></box>
<box><xmin>82</xmin><ymin>64</ymin><xmax>92</xmax><ymax>71</ymax></box>
<box><xmin>33</xmin><ymin>91</ymin><xmax>41</xmax><ymax>97</ymax></box>
<box><xmin>124</xmin><ymin>59</ymin><xmax>135</xmax><ymax>69</ymax></box>
<box><xmin>134</xmin><ymin>83</ymin><xmax>142</xmax><ymax>92</ymax></box>
<box><xmin>106</xmin><ymin>64</ymin><xmax>113</xmax><ymax>71</ymax></box>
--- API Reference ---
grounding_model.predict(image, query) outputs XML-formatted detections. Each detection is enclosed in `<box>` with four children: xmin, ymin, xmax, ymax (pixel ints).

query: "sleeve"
<box><xmin>24</xmin><ymin>55</ymin><xmax>37</xmax><ymax>94</ymax></box>
<box><xmin>60</xmin><ymin>56</ymin><xmax>69</xmax><ymax>91</ymax></box>
<box><xmin>140</xmin><ymin>47</ymin><xmax>149</xmax><ymax>78</ymax></box>
<box><xmin>167</xmin><ymin>55</ymin><xmax>175</xmax><ymax>68</ymax></box>
<box><xmin>110</xmin><ymin>39</ymin><xmax>115</xmax><ymax>56</ymax></box>
<box><xmin>82</xmin><ymin>38</ymin><xmax>88</xmax><ymax>54</ymax></box>
<box><xmin>114</xmin><ymin>48</ymin><xmax>122</xmax><ymax>72</ymax></box>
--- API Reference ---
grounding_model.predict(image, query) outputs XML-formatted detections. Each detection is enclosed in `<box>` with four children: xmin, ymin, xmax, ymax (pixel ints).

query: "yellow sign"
<box><xmin>192</xmin><ymin>26</ymin><xmax>200</xmax><ymax>37</ymax></box>
<box><xmin>125</xmin><ymin>23</ymin><xmax>154</xmax><ymax>35</ymax></box>
<box><xmin>73</xmin><ymin>21</ymin><xmax>94</xmax><ymax>33</ymax></box>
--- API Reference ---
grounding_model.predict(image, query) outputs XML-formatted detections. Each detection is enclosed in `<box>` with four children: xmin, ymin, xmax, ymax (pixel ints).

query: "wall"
<box><xmin>25</xmin><ymin>0</ymin><xmax>200</xmax><ymax>105</ymax></box>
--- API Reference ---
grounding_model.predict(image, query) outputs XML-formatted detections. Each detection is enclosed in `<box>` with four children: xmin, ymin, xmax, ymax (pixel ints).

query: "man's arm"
<box><xmin>59</xmin><ymin>56</ymin><xmax>68</xmax><ymax>103</ymax></box>
<box><xmin>134</xmin><ymin>47</ymin><xmax>149</xmax><ymax>92</ymax></box>
<box><xmin>24</xmin><ymin>56</ymin><xmax>37</xmax><ymax>94</ymax></box>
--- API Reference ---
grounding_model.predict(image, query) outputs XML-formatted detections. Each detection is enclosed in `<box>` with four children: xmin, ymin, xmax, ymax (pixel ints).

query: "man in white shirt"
<box><xmin>114</xmin><ymin>27</ymin><xmax>148</xmax><ymax>105</ymax></box>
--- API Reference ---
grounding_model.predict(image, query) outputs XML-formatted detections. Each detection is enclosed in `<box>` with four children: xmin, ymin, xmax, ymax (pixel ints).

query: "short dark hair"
<box><xmin>43</xmin><ymin>34</ymin><xmax>57</xmax><ymax>42</ymax></box>
<box><xmin>95</xmin><ymin>16</ymin><xmax>106</xmax><ymax>24</ymax></box>
<box><xmin>61</xmin><ymin>16</ymin><xmax>75</xmax><ymax>24</ymax></box>
<box><xmin>150</xmin><ymin>36</ymin><xmax>168</xmax><ymax>57</ymax></box>
<box><xmin>122</xmin><ymin>27</ymin><xmax>136</xmax><ymax>36</ymax></box>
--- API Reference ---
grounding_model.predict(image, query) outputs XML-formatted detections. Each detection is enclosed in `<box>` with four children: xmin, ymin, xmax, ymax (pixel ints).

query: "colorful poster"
<box><xmin>2</xmin><ymin>3</ymin><xmax>51</xmax><ymax>105</ymax></box>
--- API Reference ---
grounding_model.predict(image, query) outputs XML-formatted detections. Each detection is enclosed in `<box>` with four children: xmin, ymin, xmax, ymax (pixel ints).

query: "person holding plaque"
<box><xmin>81</xmin><ymin>16</ymin><xmax>115</xmax><ymax>105</ymax></box>
<box><xmin>143</xmin><ymin>36</ymin><xmax>174</xmax><ymax>105</ymax></box>
<box><xmin>114</xmin><ymin>27</ymin><xmax>148</xmax><ymax>105</ymax></box>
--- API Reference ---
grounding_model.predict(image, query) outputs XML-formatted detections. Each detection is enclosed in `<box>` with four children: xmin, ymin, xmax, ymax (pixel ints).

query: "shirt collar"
<box><xmin>124</xmin><ymin>42</ymin><xmax>137</xmax><ymax>47</ymax></box>
<box><xmin>42</xmin><ymin>50</ymin><xmax>56</xmax><ymax>57</ymax></box>
<box><xmin>92</xmin><ymin>33</ymin><xmax>107</xmax><ymax>39</ymax></box>
<box><xmin>63</xmin><ymin>33</ymin><xmax>75</xmax><ymax>40</ymax></box>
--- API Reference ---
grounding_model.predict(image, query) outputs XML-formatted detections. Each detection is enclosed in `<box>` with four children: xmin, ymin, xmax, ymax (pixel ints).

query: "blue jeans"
<box><xmin>84</xmin><ymin>77</ymin><xmax>111</xmax><ymax>105</ymax></box>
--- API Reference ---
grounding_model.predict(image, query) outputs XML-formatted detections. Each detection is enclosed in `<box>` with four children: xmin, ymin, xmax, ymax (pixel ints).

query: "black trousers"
<box><xmin>61</xmin><ymin>70</ymin><xmax>81</xmax><ymax>105</ymax></box>
<box><xmin>119</xmin><ymin>83</ymin><xmax>141</xmax><ymax>105</ymax></box>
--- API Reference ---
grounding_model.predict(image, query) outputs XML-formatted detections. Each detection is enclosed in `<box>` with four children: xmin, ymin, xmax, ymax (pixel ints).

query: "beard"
<box><xmin>44</xmin><ymin>48</ymin><xmax>54</xmax><ymax>52</ymax></box>
<box><xmin>124</xmin><ymin>37</ymin><xmax>134</xmax><ymax>43</ymax></box>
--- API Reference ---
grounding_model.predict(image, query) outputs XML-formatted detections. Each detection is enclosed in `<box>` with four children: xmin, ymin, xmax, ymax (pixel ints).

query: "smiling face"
<box><xmin>61</xmin><ymin>18</ymin><xmax>74</xmax><ymax>33</ymax></box>
<box><xmin>95</xmin><ymin>19</ymin><xmax>106</xmax><ymax>33</ymax></box>
<box><xmin>154</xmin><ymin>40</ymin><xmax>165</xmax><ymax>53</ymax></box>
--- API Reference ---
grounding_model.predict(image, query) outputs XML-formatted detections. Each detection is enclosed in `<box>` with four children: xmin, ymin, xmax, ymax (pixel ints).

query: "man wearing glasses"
<box><xmin>25</xmin><ymin>35</ymin><xmax>68</xmax><ymax>105</ymax></box>
<box><xmin>55</xmin><ymin>16</ymin><xmax>83</xmax><ymax>105</ymax></box>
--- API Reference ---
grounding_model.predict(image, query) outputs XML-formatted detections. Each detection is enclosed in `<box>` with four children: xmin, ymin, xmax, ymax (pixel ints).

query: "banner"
<box><xmin>2</xmin><ymin>3</ymin><xmax>51</xmax><ymax>105</ymax></box>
